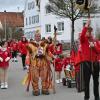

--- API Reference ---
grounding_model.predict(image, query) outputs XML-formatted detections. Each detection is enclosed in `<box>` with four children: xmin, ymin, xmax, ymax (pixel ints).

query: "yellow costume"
<box><xmin>26</xmin><ymin>41</ymin><xmax>53</xmax><ymax>95</ymax></box>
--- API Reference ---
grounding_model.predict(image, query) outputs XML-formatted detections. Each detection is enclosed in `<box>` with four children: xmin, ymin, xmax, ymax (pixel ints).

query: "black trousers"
<box><xmin>21</xmin><ymin>54</ymin><xmax>26</xmax><ymax>68</ymax></box>
<box><xmin>12</xmin><ymin>51</ymin><xmax>17</xmax><ymax>58</ymax></box>
<box><xmin>83</xmin><ymin>61</ymin><xmax>99</xmax><ymax>99</ymax></box>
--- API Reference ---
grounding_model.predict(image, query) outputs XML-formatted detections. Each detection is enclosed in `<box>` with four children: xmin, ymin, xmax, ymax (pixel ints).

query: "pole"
<box><xmin>4</xmin><ymin>10</ymin><xmax>7</xmax><ymax>40</ymax></box>
<box><xmin>52</xmin><ymin>25</ymin><xmax>57</xmax><ymax>94</ymax></box>
<box><xmin>71</xmin><ymin>0</ymin><xmax>75</xmax><ymax>50</ymax></box>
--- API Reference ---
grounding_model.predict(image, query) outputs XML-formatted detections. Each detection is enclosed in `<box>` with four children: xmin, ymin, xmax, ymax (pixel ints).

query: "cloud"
<box><xmin>0</xmin><ymin>0</ymin><xmax>26</xmax><ymax>12</ymax></box>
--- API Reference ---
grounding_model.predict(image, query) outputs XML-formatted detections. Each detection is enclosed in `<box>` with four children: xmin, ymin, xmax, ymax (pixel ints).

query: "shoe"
<box><xmin>12</xmin><ymin>59</ymin><xmax>14</xmax><ymax>62</ymax></box>
<box><xmin>95</xmin><ymin>97</ymin><xmax>100</xmax><ymax>100</ymax></box>
<box><xmin>32</xmin><ymin>91</ymin><xmax>40</xmax><ymax>96</ymax></box>
<box><xmin>84</xmin><ymin>99</ymin><xmax>89</xmax><ymax>100</ymax></box>
<box><xmin>56</xmin><ymin>79</ymin><xmax>60</xmax><ymax>84</ymax></box>
<box><xmin>59</xmin><ymin>79</ymin><xmax>62</xmax><ymax>83</ymax></box>
<box><xmin>23</xmin><ymin>67</ymin><xmax>27</xmax><ymax>70</ymax></box>
<box><xmin>4</xmin><ymin>82</ymin><xmax>8</xmax><ymax>89</ymax></box>
<box><xmin>42</xmin><ymin>90</ymin><xmax>50</xmax><ymax>95</ymax></box>
<box><xmin>15</xmin><ymin>60</ymin><xmax>18</xmax><ymax>62</ymax></box>
<box><xmin>0</xmin><ymin>83</ymin><xmax>5</xmax><ymax>89</ymax></box>
<box><xmin>14</xmin><ymin>58</ymin><xmax>18</xmax><ymax>62</ymax></box>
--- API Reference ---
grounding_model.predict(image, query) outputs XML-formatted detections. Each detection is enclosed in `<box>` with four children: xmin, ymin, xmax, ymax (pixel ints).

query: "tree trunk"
<box><xmin>71</xmin><ymin>19</ymin><xmax>75</xmax><ymax>49</ymax></box>
<box><xmin>70</xmin><ymin>0</ymin><xmax>75</xmax><ymax>50</ymax></box>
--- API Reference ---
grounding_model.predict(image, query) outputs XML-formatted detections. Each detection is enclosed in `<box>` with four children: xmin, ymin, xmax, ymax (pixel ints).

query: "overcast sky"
<box><xmin>0</xmin><ymin>0</ymin><xmax>26</xmax><ymax>12</ymax></box>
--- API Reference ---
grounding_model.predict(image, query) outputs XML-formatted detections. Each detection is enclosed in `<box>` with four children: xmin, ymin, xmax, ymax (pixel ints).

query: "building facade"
<box><xmin>24</xmin><ymin>0</ymin><xmax>100</xmax><ymax>41</ymax></box>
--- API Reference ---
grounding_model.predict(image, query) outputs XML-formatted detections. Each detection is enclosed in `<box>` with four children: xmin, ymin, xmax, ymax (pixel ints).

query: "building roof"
<box><xmin>0</xmin><ymin>12</ymin><xmax>24</xmax><ymax>27</ymax></box>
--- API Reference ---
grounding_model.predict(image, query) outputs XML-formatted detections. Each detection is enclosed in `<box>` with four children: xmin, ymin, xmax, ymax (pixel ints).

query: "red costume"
<box><xmin>63</xmin><ymin>57</ymin><xmax>70</xmax><ymax>69</ymax></box>
<box><xmin>0</xmin><ymin>48</ymin><xmax>11</xmax><ymax>68</ymax></box>
<box><xmin>48</xmin><ymin>43</ymin><xmax>55</xmax><ymax>55</ymax></box>
<box><xmin>80</xmin><ymin>27</ymin><xmax>100</xmax><ymax>62</ymax></box>
<box><xmin>54</xmin><ymin>57</ymin><xmax>63</xmax><ymax>71</ymax></box>
<box><xmin>54</xmin><ymin>43</ymin><xmax>62</xmax><ymax>55</ymax></box>
<box><xmin>74</xmin><ymin>45</ymin><xmax>83</xmax><ymax>72</ymax></box>
<box><xmin>79</xmin><ymin>25</ymin><xmax>100</xmax><ymax>99</ymax></box>
<box><xmin>19</xmin><ymin>41</ymin><xmax>28</xmax><ymax>55</ymax></box>
<box><xmin>70</xmin><ymin>49</ymin><xmax>76</xmax><ymax>65</ymax></box>
<box><xmin>10</xmin><ymin>41</ymin><xmax>18</xmax><ymax>52</ymax></box>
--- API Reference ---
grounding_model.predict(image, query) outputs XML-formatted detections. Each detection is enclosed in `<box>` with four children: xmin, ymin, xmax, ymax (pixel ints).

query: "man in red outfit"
<box><xmin>19</xmin><ymin>36</ymin><xmax>28</xmax><ymax>70</ymax></box>
<box><xmin>80</xmin><ymin>18</ymin><xmax>100</xmax><ymax>100</ymax></box>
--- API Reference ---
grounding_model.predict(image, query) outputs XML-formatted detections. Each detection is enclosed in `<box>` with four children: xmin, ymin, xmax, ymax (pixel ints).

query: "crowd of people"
<box><xmin>0</xmin><ymin>18</ymin><xmax>100</xmax><ymax>100</ymax></box>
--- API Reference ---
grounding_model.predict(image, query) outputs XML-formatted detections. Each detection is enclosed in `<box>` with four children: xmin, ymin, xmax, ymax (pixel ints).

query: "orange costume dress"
<box><xmin>26</xmin><ymin>41</ymin><xmax>53</xmax><ymax>95</ymax></box>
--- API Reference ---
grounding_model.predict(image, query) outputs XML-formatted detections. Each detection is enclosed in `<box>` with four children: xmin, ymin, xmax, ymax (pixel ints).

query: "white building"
<box><xmin>24</xmin><ymin>0</ymin><xmax>100</xmax><ymax>42</ymax></box>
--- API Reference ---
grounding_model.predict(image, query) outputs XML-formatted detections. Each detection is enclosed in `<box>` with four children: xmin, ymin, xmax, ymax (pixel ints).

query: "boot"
<box><xmin>95</xmin><ymin>97</ymin><xmax>100</xmax><ymax>100</ymax></box>
<box><xmin>32</xmin><ymin>91</ymin><xmax>40</xmax><ymax>96</ymax></box>
<box><xmin>42</xmin><ymin>90</ymin><xmax>50</xmax><ymax>95</ymax></box>
<box><xmin>84</xmin><ymin>98</ymin><xmax>89</xmax><ymax>100</ymax></box>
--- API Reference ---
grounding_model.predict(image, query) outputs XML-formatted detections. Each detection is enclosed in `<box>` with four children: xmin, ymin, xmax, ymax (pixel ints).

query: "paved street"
<box><xmin>0</xmin><ymin>57</ymin><xmax>100</xmax><ymax>100</ymax></box>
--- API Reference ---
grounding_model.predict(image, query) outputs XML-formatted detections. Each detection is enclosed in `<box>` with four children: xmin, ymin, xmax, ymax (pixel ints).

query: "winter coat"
<box><xmin>80</xmin><ymin>27</ymin><xmax>100</xmax><ymax>62</ymax></box>
<box><xmin>0</xmin><ymin>47</ymin><xmax>11</xmax><ymax>68</ymax></box>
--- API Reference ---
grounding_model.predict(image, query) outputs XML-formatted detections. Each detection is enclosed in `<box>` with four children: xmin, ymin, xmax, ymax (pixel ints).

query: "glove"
<box><xmin>5</xmin><ymin>57</ymin><xmax>10</xmax><ymax>62</ymax></box>
<box><xmin>0</xmin><ymin>57</ymin><xmax>3</xmax><ymax>62</ymax></box>
<box><xmin>89</xmin><ymin>42</ymin><xmax>95</xmax><ymax>48</ymax></box>
<box><xmin>53</xmin><ymin>55</ymin><xmax>57</xmax><ymax>59</ymax></box>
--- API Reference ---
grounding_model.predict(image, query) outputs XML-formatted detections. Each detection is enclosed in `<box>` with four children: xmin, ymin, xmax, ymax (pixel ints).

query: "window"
<box><xmin>83</xmin><ymin>20</ymin><xmax>87</xmax><ymax>27</ymax></box>
<box><xmin>32</xmin><ymin>15</ymin><xmax>39</xmax><ymax>24</ymax></box>
<box><xmin>35</xmin><ymin>15</ymin><xmax>39</xmax><ymax>23</ymax></box>
<box><xmin>32</xmin><ymin>16</ymin><xmax>35</xmax><ymax>24</ymax></box>
<box><xmin>46</xmin><ymin>6</ymin><xmax>51</xmax><ymax>14</ymax></box>
<box><xmin>83</xmin><ymin>20</ymin><xmax>91</xmax><ymax>27</ymax></box>
<box><xmin>83</xmin><ymin>20</ymin><xmax>87</xmax><ymax>26</ymax></box>
<box><xmin>28</xmin><ymin>1</ymin><xmax>35</xmax><ymax>10</ymax></box>
<box><xmin>29</xmin><ymin>17</ymin><xmax>32</xmax><ymax>25</ymax></box>
<box><xmin>26</xmin><ymin>18</ymin><xmax>28</xmax><ymax>25</ymax></box>
<box><xmin>83</xmin><ymin>22</ymin><xmax>86</xmax><ymax>27</ymax></box>
<box><xmin>57</xmin><ymin>22</ymin><xmax>64</xmax><ymax>31</ymax></box>
<box><xmin>45</xmin><ymin>24</ymin><xmax>51</xmax><ymax>33</ymax></box>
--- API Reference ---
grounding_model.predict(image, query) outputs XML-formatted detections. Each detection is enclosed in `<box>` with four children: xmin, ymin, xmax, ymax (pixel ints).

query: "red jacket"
<box><xmin>80</xmin><ymin>27</ymin><xmax>100</xmax><ymax>62</ymax></box>
<box><xmin>0</xmin><ymin>48</ymin><xmax>11</xmax><ymax>68</ymax></box>
<box><xmin>54</xmin><ymin>58</ymin><xmax>63</xmax><ymax>71</ymax></box>
<box><xmin>74</xmin><ymin>45</ymin><xmax>83</xmax><ymax>65</ymax></box>
<box><xmin>48</xmin><ymin>43</ymin><xmax>55</xmax><ymax>54</ymax></box>
<box><xmin>74</xmin><ymin>45</ymin><xmax>82</xmax><ymax>72</ymax></box>
<box><xmin>19</xmin><ymin>41</ymin><xmax>28</xmax><ymax>55</ymax></box>
<box><xmin>54</xmin><ymin>43</ymin><xmax>62</xmax><ymax>55</ymax></box>
<box><xmin>62</xmin><ymin>57</ymin><xmax>70</xmax><ymax>69</ymax></box>
<box><xmin>10</xmin><ymin>42</ymin><xmax>18</xmax><ymax>51</ymax></box>
<box><xmin>70</xmin><ymin>49</ymin><xmax>76</xmax><ymax>64</ymax></box>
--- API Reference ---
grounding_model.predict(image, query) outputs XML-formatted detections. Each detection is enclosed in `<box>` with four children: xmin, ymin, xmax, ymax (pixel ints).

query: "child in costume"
<box><xmin>0</xmin><ymin>41</ymin><xmax>11</xmax><ymax>89</ymax></box>
<box><xmin>54</xmin><ymin>55</ymin><xmax>63</xmax><ymax>83</ymax></box>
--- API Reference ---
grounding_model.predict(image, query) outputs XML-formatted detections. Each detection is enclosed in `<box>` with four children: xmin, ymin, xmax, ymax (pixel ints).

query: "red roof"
<box><xmin>0</xmin><ymin>12</ymin><xmax>24</xmax><ymax>27</ymax></box>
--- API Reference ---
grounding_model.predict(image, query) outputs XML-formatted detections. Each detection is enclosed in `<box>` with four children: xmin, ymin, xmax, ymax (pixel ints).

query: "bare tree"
<box><xmin>12</xmin><ymin>27</ymin><xmax>23</xmax><ymax>40</ymax></box>
<box><xmin>0</xmin><ymin>23</ymin><xmax>23</xmax><ymax>41</ymax></box>
<box><xmin>47</xmin><ymin>0</ymin><xmax>100</xmax><ymax>48</ymax></box>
